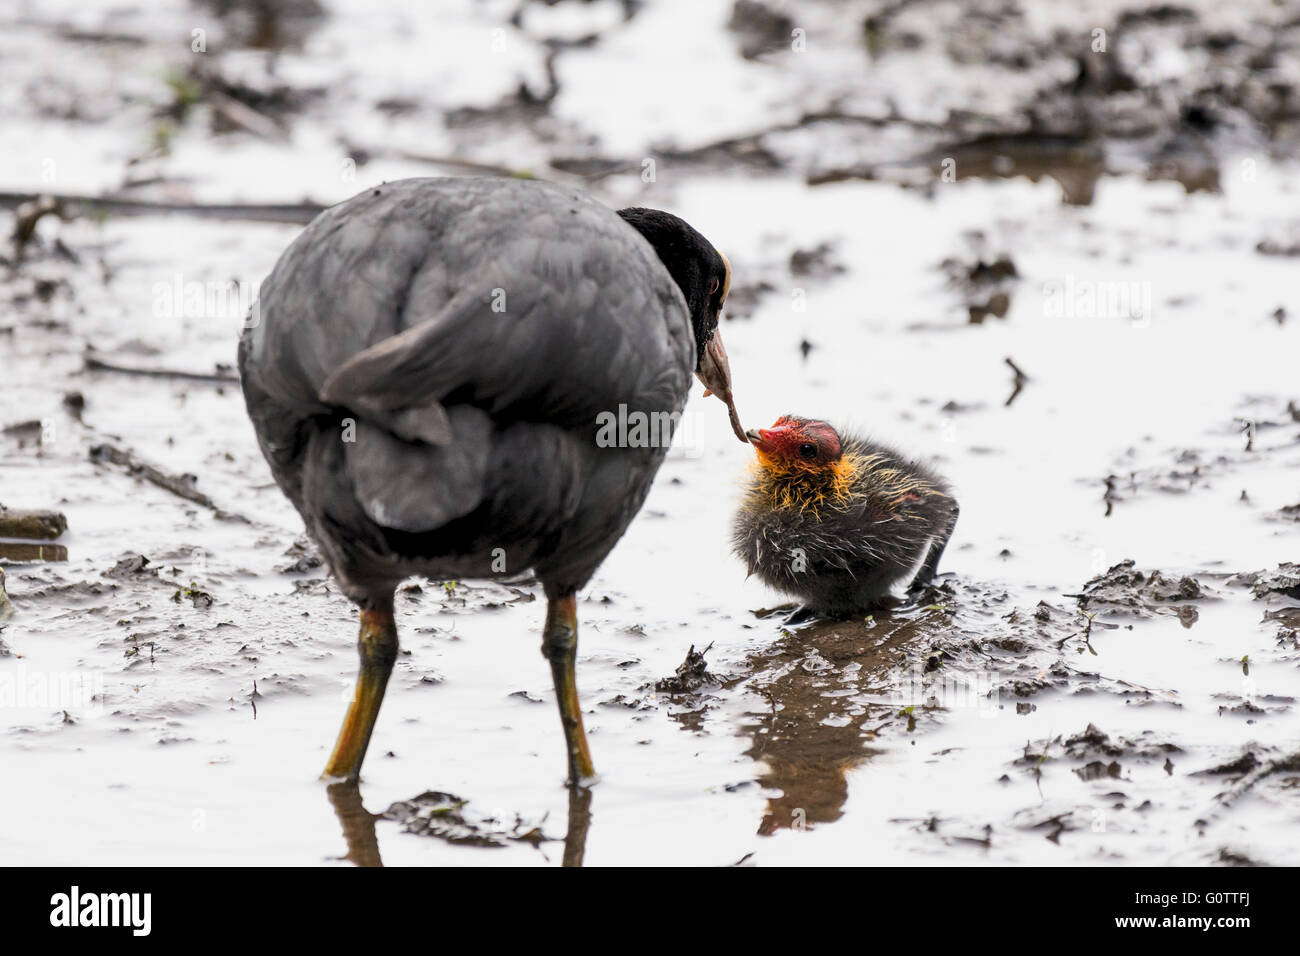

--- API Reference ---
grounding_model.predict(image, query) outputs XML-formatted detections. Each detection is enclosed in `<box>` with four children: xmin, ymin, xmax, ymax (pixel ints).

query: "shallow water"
<box><xmin>1</xmin><ymin>0</ymin><xmax>1297</xmax><ymax>865</ymax></box>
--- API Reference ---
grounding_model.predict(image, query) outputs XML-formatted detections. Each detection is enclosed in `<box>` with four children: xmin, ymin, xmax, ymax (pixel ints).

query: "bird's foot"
<box><xmin>905</xmin><ymin>575</ymin><xmax>953</xmax><ymax>607</ymax></box>
<box><xmin>905</xmin><ymin>581</ymin><xmax>935</xmax><ymax>603</ymax></box>
<box><xmin>783</xmin><ymin>605</ymin><xmax>822</xmax><ymax>626</ymax></box>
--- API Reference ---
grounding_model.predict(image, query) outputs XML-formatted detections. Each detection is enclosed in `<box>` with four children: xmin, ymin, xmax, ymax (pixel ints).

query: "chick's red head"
<box><xmin>746</xmin><ymin>415</ymin><xmax>843</xmax><ymax>470</ymax></box>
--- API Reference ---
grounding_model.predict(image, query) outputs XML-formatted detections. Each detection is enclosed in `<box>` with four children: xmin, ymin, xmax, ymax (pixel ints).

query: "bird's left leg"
<box><xmin>541</xmin><ymin>593</ymin><xmax>596</xmax><ymax>786</ymax></box>
<box><xmin>910</xmin><ymin>499</ymin><xmax>960</xmax><ymax>593</ymax></box>
<box><xmin>323</xmin><ymin>596</ymin><xmax>398</xmax><ymax>782</ymax></box>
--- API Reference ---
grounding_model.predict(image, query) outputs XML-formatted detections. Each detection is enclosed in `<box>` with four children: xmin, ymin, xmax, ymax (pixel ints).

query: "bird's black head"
<box><xmin>617</xmin><ymin>208</ymin><xmax>728</xmax><ymax>358</ymax></box>
<box><xmin>618</xmin><ymin>206</ymin><xmax>745</xmax><ymax>442</ymax></box>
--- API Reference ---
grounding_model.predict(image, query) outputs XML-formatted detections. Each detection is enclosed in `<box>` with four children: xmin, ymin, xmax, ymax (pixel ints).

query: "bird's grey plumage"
<box><xmin>239</xmin><ymin>177</ymin><xmax>694</xmax><ymax>602</ymax></box>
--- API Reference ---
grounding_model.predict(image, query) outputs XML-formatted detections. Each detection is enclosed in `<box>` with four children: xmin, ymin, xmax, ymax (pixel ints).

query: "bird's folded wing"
<box><xmin>318</xmin><ymin>288</ymin><xmax>484</xmax><ymax>445</ymax></box>
<box><xmin>317</xmin><ymin>235</ymin><xmax>689</xmax><ymax>445</ymax></box>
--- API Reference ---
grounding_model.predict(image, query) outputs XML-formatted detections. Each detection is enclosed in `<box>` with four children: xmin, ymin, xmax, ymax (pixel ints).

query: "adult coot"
<box><xmin>239</xmin><ymin>177</ymin><xmax>744</xmax><ymax>785</ymax></box>
<box><xmin>733</xmin><ymin>416</ymin><xmax>958</xmax><ymax>616</ymax></box>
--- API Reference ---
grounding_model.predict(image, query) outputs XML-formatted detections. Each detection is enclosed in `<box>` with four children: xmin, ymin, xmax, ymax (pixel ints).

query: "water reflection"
<box><xmin>739</xmin><ymin>608</ymin><xmax>942</xmax><ymax>835</ymax></box>
<box><xmin>324</xmin><ymin>780</ymin><xmax>593</xmax><ymax>867</ymax></box>
<box><xmin>326</xmin><ymin>781</ymin><xmax>383</xmax><ymax>867</ymax></box>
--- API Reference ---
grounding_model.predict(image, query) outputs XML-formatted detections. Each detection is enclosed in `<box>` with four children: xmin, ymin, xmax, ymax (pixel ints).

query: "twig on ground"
<box><xmin>84</xmin><ymin>356</ymin><xmax>238</xmax><ymax>384</ymax></box>
<box><xmin>89</xmin><ymin>443</ymin><xmax>250</xmax><ymax>523</ymax></box>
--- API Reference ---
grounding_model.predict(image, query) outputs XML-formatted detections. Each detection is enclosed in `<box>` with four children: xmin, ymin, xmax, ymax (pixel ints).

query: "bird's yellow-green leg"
<box><xmin>542</xmin><ymin>594</ymin><xmax>596</xmax><ymax>786</ymax></box>
<box><xmin>323</xmin><ymin>606</ymin><xmax>398</xmax><ymax>782</ymax></box>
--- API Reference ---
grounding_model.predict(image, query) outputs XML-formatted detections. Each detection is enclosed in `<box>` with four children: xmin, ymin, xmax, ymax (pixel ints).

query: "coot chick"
<box><xmin>239</xmin><ymin>177</ymin><xmax>746</xmax><ymax>786</ymax></box>
<box><xmin>732</xmin><ymin>416</ymin><xmax>958</xmax><ymax>617</ymax></box>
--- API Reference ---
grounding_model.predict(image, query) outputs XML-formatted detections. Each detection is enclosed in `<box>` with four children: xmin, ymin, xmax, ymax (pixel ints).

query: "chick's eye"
<box><xmin>708</xmin><ymin>277</ymin><xmax>720</xmax><ymax>296</ymax></box>
<box><xmin>798</xmin><ymin>442</ymin><xmax>817</xmax><ymax>460</ymax></box>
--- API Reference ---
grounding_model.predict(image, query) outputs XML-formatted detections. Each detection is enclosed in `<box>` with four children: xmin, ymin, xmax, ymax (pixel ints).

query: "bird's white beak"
<box><xmin>696</xmin><ymin>328</ymin><xmax>746</xmax><ymax>443</ymax></box>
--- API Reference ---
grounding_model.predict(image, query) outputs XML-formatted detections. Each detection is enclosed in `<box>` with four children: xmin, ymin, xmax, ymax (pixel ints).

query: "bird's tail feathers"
<box><xmin>342</xmin><ymin>406</ymin><xmax>492</xmax><ymax>532</ymax></box>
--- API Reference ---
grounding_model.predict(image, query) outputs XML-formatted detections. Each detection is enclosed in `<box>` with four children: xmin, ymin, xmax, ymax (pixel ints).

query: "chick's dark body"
<box><xmin>239</xmin><ymin>177</ymin><xmax>694</xmax><ymax>603</ymax></box>
<box><xmin>733</xmin><ymin>430</ymin><xmax>959</xmax><ymax>616</ymax></box>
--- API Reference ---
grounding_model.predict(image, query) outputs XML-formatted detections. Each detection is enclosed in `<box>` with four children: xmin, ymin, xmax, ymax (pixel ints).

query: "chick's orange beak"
<box><xmin>745</xmin><ymin>427</ymin><xmax>779</xmax><ymax>454</ymax></box>
<box><xmin>696</xmin><ymin>328</ymin><xmax>746</xmax><ymax>443</ymax></box>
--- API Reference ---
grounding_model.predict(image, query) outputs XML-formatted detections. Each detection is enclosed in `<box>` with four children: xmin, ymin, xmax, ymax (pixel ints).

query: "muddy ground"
<box><xmin>1</xmin><ymin>0</ymin><xmax>1297</xmax><ymax>865</ymax></box>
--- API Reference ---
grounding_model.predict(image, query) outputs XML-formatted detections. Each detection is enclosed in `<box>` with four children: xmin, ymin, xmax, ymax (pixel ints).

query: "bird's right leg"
<box><xmin>910</xmin><ymin>499</ymin><xmax>960</xmax><ymax>593</ymax></box>
<box><xmin>323</xmin><ymin>596</ymin><xmax>398</xmax><ymax>782</ymax></box>
<box><xmin>541</xmin><ymin>593</ymin><xmax>596</xmax><ymax>786</ymax></box>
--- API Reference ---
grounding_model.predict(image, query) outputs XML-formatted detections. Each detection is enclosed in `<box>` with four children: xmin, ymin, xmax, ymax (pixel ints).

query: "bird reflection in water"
<box><xmin>325</xmin><ymin>600</ymin><xmax>953</xmax><ymax>860</ymax></box>
<box><xmin>737</xmin><ymin>605</ymin><xmax>947</xmax><ymax>836</ymax></box>
<box><xmin>324</xmin><ymin>781</ymin><xmax>594</xmax><ymax>867</ymax></box>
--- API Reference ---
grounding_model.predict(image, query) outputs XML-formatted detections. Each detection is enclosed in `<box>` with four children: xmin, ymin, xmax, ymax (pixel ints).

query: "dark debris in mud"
<box><xmin>1074</xmin><ymin>559</ymin><xmax>1207</xmax><ymax>618</ymax></box>
<box><xmin>381</xmin><ymin>791</ymin><xmax>551</xmax><ymax>849</ymax></box>
<box><xmin>1063</xmin><ymin>723</ymin><xmax>1181</xmax><ymax>761</ymax></box>
<box><xmin>1099</xmin><ymin>404</ymin><xmax>1300</xmax><ymax>521</ymax></box>
<box><xmin>1214</xmin><ymin>847</ymin><xmax>1263</xmax><ymax>867</ymax></box>
<box><xmin>102</xmin><ymin>553</ymin><xmax>157</xmax><ymax>580</ymax></box>
<box><xmin>1195</xmin><ymin>750</ymin><xmax>1262</xmax><ymax>777</ymax></box>
<box><xmin>655</xmin><ymin>642</ymin><xmax>724</xmax><ymax>694</ymax></box>
<box><xmin>172</xmin><ymin>582</ymin><xmax>215</xmax><ymax>609</ymax></box>
<box><xmin>942</xmin><ymin>253</ymin><xmax>1019</xmax><ymax>324</ymax></box>
<box><xmin>788</xmin><ymin>242</ymin><xmax>846</xmax><ymax>280</ymax></box>
<box><xmin>720</xmin><ymin>279</ymin><xmax>777</xmax><ymax>321</ymax></box>
<box><xmin>727</xmin><ymin>0</ymin><xmax>795</xmax><ymax>61</ymax></box>
<box><xmin>1010</xmin><ymin>724</ymin><xmax>1184</xmax><ymax>827</ymax></box>
<box><xmin>1263</xmin><ymin>606</ymin><xmax>1300</xmax><ymax>633</ymax></box>
<box><xmin>1196</xmin><ymin>747</ymin><xmax>1300</xmax><ymax>810</ymax></box>
<box><xmin>193</xmin><ymin>0</ymin><xmax>328</xmax><ymax>52</ymax></box>
<box><xmin>278</xmin><ymin>546</ymin><xmax>322</xmax><ymax>575</ymax></box>
<box><xmin>1016</xmin><ymin>722</ymin><xmax>1182</xmax><ymax>788</ymax></box>
<box><xmin>1236</xmin><ymin>563</ymin><xmax>1300</xmax><ymax>601</ymax></box>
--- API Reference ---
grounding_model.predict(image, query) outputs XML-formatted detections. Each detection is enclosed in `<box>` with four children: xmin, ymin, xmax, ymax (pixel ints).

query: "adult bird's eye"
<box><xmin>798</xmin><ymin>442</ymin><xmax>817</xmax><ymax>460</ymax></box>
<box><xmin>708</xmin><ymin>277</ymin><xmax>720</xmax><ymax>296</ymax></box>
